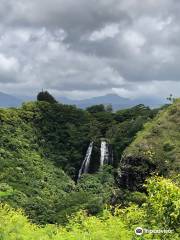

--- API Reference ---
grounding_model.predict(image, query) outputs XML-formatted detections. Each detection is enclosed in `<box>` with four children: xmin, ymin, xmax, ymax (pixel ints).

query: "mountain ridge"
<box><xmin>0</xmin><ymin>91</ymin><xmax>167</xmax><ymax>109</ymax></box>
<box><xmin>57</xmin><ymin>93</ymin><xmax>167</xmax><ymax>109</ymax></box>
<box><xmin>0</xmin><ymin>92</ymin><xmax>22</xmax><ymax>107</ymax></box>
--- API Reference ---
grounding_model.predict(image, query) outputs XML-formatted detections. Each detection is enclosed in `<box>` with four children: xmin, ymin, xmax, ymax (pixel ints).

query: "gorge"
<box><xmin>0</xmin><ymin>96</ymin><xmax>179</xmax><ymax>237</ymax></box>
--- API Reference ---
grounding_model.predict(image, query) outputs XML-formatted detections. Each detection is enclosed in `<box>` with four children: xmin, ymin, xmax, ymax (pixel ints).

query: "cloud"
<box><xmin>112</xmin><ymin>80</ymin><xmax>180</xmax><ymax>99</ymax></box>
<box><xmin>0</xmin><ymin>54</ymin><xmax>20</xmax><ymax>82</ymax></box>
<box><xmin>0</xmin><ymin>0</ymin><xmax>179</xmax><ymax>99</ymax></box>
<box><xmin>88</xmin><ymin>24</ymin><xmax>120</xmax><ymax>41</ymax></box>
<box><xmin>0</xmin><ymin>54</ymin><xmax>19</xmax><ymax>72</ymax></box>
<box><xmin>122</xmin><ymin>30</ymin><xmax>146</xmax><ymax>54</ymax></box>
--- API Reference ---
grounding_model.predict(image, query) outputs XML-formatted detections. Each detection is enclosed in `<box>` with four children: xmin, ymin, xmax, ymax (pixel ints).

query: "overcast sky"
<box><xmin>0</xmin><ymin>0</ymin><xmax>180</xmax><ymax>100</ymax></box>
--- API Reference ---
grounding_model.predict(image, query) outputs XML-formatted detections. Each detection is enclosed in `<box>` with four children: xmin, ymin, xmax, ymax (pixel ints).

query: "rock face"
<box><xmin>118</xmin><ymin>156</ymin><xmax>156</xmax><ymax>191</ymax></box>
<box><xmin>118</xmin><ymin>99</ymin><xmax>180</xmax><ymax>191</ymax></box>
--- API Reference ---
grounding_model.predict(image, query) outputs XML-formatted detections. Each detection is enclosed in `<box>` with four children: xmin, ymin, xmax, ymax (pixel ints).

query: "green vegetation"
<box><xmin>0</xmin><ymin>94</ymin><xmax>179</xmax><ymax>239</ymax></box>
<box><xmin>0</xmin><ymin>103</ymin><xmax>78</xmax><ymax>224</ymax></box>
<box><xmin>0</xmin><ymin>176</ymin><xmax>179</xmax><ymax>239</ymax></box>
<box><xmin>0</xmin><ymin>101</ymin><xmax>119</xmax><ymax>224</ymax></box>
<box><xmin>86</xmin><ymin>103</ymin><xmax>158</xmax><ymax>165</ymax></box>
<box><xmin>37</xmin><ymin>90</ymin><xmax>58</xmax><ymax>103</ymax></box>
<box><xmin>119</xmin><ymin>99</ymin><xmax>180</xmax><ymax>190</ymax></box>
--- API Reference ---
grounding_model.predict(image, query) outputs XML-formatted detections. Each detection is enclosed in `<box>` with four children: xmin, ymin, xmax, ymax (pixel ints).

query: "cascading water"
<box><xmin>78</xmin><ymin>141</ymin><xmax>93</xmax><ymax>179</ymax></box>
<box><xmin>100</xmin><ymin>140</ymin><xmax>109</xmax><ymax>166</ymax></box>
<box><xmin>79</xmin><ymin>139</ymin><xmax>114</xmax><ymax>179</ymax></box>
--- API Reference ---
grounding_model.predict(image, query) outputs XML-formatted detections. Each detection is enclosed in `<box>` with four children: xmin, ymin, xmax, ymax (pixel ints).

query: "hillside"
<box><xmin>0</xmin><ymin>97</ymin><xmax>179</xmax><ymax>239</ymax></box>
<box><xmin>0</xmin><ymin>98</ymin><xmax>159</xmax><ymax>225</ymax></box>
<box><xmin>119</xmin><ymin>99</ymin><xmax>180</xmax><ymax>191</ymax></box>
<box><xmin>0</xmin><ymin>100</ymin><xmax>116</xmax><ymax>224</ymax></box>
<box><xmin>0</xmin><ymin>103</ymin><xmax>75</xmax><ymax>224</ymax></box>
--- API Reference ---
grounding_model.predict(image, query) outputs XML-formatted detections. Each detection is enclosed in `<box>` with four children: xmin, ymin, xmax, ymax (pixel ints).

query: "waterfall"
<box><xmin>100</xmin><ymin>140</ymin><xmax>109</xmax><ymax>166</ymax></box>
<box><xmin>78</xmin><ymin>142</ymin><xmax>93</xmax><ymax>179</ymax></box>
<box><xmin>79</xmin><ymin>139</ymin><xmax>114</xmax><ymax>179</ymax></box>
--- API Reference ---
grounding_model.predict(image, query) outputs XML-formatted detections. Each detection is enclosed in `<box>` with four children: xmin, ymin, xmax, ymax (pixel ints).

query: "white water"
<box><xmin>100</xmin><ymin>140</ymin><xmax>109</xmax><ymax>166</ymax></box>
<box><xmin>78</xmin><ymin>142</ymin><xmax>93</xmax><ymax>179</ymax></box>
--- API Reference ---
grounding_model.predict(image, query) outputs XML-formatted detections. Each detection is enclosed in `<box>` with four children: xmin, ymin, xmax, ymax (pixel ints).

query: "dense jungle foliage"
<box><xmin>0</xmin><ymin>176</ymin><xmax>179</xmax><ymax>239</ymax></box>
<box><xmin>0</xmin><ymin>93</ymin><xmax>179</xmax><ymax>239</ymax></box>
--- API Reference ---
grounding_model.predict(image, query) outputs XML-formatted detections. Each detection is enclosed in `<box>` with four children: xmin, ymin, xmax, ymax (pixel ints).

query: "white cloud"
<box><xmin>0</xmin><ymin>54</ymin><xmax>19</xmax><ymax>72</ymax></box>
<box><xmin>122</xmin><ymin>30</ymin><xmax>146</xmax><ymax>54</ymax></box>
<box><xmin>89</xmin><ymin>24</ymin><xmax>119</xmax><ymax>41</ymax></box>
<box><xmin>0</xmin><ymin>25</ymin><xmax>125</xmax><ymax>95</ymax></box>
<box><xmin>113</xmin><ymin>80</ymin><xmax>180</xmax><ymax>99</ymax></box>
<box><xmin>152</xmin><ymin>46</ymin><xmax>174</xmax><ymax>63</ymax></box>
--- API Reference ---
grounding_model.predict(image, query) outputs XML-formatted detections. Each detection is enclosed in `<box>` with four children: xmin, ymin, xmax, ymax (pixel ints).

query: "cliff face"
<box><xmin>118</xmin><ymin>99</ymin><xmax>180</xmax><ymax>191</ymax></box>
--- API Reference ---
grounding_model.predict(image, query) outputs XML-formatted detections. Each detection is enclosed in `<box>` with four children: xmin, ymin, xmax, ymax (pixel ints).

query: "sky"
<box><xmin>0</xmin><ymin>0</ymin><xmax>180</xmax><ymax>100</ymax></box>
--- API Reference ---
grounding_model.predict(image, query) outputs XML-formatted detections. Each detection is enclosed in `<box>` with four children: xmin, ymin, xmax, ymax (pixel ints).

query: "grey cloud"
<box><xmin>0</xmin><ymin>0</ymin><xmax>179</xmax><ymax>99</ymax></box>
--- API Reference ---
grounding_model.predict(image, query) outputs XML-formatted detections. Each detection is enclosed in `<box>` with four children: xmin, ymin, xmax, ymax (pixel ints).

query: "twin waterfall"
<box><xmin>78</xmin><ymin>139</ymin><xmax>113</xmax><ymax>179</ymax></box>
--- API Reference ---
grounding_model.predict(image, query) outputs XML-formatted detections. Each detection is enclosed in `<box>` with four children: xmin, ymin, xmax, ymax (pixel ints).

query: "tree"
<box><xmin>37</xmin><ymin>90</ymin><xmax>57</xmax><ymax>104</ymax></box>
<box><xmin>105</xmin><ymin>104</ymin><xmax>113</xmax><ymax>113</ymax></box>
<box><xmin>86</xmin><ymin>104</ymin><xmax>106</xmax><ymax>114</ymax></box>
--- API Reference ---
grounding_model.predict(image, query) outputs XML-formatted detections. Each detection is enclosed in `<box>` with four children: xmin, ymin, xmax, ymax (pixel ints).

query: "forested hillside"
<box><xmin>119</xmin><ymin>99</ymin><xmax>180</xmax><ymax>191</ymax></box>
<box><xmin>0</xmin><ymin>94</ymin><xmax>179</xmax><ymax>239</ymax></box>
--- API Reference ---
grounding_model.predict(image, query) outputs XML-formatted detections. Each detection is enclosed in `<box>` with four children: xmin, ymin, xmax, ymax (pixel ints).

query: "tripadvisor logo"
<box><xmin>135</xmin><ymin>227</ymin><xmax>143</xmax><ymax>235</ymax></box>
<box><xmin>135</xmin><ymin>227</ymin><xmax>173</xmax><ymax>235</ymax></box>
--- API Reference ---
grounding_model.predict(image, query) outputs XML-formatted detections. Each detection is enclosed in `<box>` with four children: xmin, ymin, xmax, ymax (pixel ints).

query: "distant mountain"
<box><xmin>58</xmin><ymin>94</ymin><xmax>166</xmax><ymax>110</ymax></box>
<box><xmin>0</xmin><ymin>92</ymin><xmax>22</xmax><ymax>107</ymax></box>
<box><xmin>0</xmin><ymin>91</ymin><xmax>167</xmax><ymax>109</ymax></box>
<box><xmin>58</xmin><ymin>94</ymin><xmax>129</xmax><ymax>109</ymax></box>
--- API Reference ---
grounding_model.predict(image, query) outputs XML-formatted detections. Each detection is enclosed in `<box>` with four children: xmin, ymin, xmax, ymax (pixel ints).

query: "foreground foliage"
<box><xmin>0</xmin><ymin>176</ymin><xmax>179</xmax><ymax>240</ymax></box>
